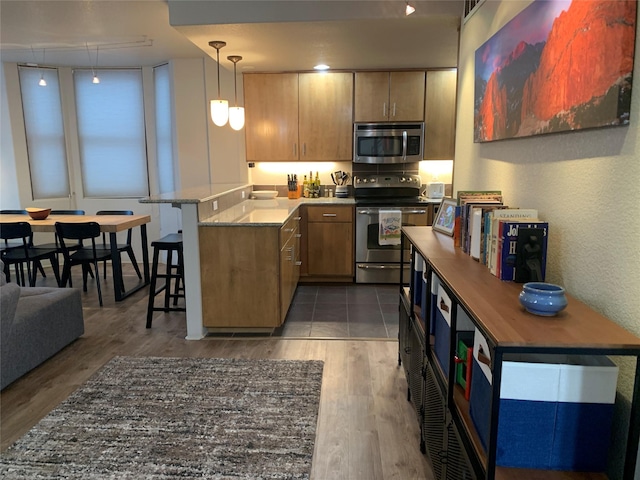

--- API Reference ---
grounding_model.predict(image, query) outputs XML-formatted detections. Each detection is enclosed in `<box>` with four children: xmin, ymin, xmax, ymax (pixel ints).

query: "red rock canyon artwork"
<box><xmin>474</xmin><ymin>0</ymin><xmax>637</xmax><ymax>142</ymax></box>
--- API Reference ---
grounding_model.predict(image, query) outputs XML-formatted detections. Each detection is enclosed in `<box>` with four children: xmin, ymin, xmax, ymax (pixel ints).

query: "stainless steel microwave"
<box><xmin>353</xmin><ymin>122</ymin><xmax>424</xmax><ymax>164</ymax></box>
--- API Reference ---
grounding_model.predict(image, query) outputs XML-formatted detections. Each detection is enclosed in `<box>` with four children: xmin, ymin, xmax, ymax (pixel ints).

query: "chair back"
<box><xmin>55</xmin><ymin>221</ymin><xmax>101</xmax><ymax>257</ymax></box>
<box><xmin>51</xmin><ymin>210</ymin><xmax>85</xmax><ymax>215</ymax></box>
<box><xmin>0</xmin><ymin>222</ymin><xmax>32</xmax><ymax>242</ymax></box>
<box><xmin>96</xmin><ymin>210</ymin><xmax>134</xmax><ymax>243</ymax></box>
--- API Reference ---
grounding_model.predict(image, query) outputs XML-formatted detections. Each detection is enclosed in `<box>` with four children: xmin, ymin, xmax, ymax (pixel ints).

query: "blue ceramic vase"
<box><xmin>519</xmin><ymin>282</ymin><xmax>568</xmax><ymax>316</ymax></box>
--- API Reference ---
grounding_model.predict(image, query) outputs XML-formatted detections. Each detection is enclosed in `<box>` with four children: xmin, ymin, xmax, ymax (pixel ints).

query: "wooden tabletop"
<box><xmin>0</xmin><ymin>214</ymin><xmax>150</xmax><ymax>233</ymax></box>
<box><xmin>403</xmin><ymin>226</ymin><xmax>640</xmax><ymax>352</ymax></box>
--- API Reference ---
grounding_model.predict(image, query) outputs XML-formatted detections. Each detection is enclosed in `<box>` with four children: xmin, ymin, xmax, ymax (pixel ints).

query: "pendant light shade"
<box><xmin>208</xmin><ymin>40</ymin><xmax>229</xmax><ymax>126</ymax></box>
<box><xmin>227</xmin><ymin>55</ymin><xmax>245</xmax><ymax>131</ymax></box>
<box><xmin>210</xmin><ymin>99</ymin><xmax>229</xmax><ymax>127</ymax></box>
<box><xmin>405</xmin><ymin>1</ymin><xmax>416</xmax><ymax>15</ymax></box>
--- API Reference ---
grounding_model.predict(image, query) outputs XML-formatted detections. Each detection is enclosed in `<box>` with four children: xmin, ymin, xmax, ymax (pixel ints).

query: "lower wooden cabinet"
<box><xmin>303</xmin><ymin>205</ymin><xmax>354</xmax><ymax>281</ymax></box>
<box><xmin>198</xmin><ymin>211</ymin><xmax>301</xmax><ymax>329</ymax></box>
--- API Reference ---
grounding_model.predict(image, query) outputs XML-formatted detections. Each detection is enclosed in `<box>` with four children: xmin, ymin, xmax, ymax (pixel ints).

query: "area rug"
<box><xmin>0</xmin><ymin>356</ymin><xmax>324</xmax><ymax>479</ymax></box>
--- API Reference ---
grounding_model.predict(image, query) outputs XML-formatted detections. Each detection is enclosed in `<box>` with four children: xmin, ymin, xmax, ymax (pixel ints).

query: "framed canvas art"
<box><xmin>474</xmin><ymin>0</ymin><xmax>637</xmax><ymax>142</ymax></box>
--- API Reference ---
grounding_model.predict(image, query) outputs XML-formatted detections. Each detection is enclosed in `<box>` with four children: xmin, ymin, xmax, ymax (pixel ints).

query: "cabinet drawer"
<box><xmin>306</xmin><ymin>206</ymin><xmax>353</xmax><ymax>223</ymax></box>
<box><xmin>280</xmin><ymin>211</ymin><xmax>301</xmax><ymax>247</ymax></box>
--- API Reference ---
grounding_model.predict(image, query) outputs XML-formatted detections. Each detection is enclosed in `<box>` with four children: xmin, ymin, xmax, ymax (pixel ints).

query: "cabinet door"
<box><xmin>299</xmin><ymin>72</ymin><xmax>354</xmax><ymax>161</ymax></box>
<box><xmin>280</xmin><ymin>235</ymin><xmax>295</xmax><ymax>324</ymax></box>
<box><xmin>244</xmin><ymin>73</ymin><xmax>299</xmax><ymax>161</ymax></box>
<box><xmin>307</xmin><ymin>222</ymin><xmax>353</xmax><ymax>276</ymax></box>
<box><xmin>424</xmin><ymin>70</ymin><xmax>457</xmax><ymax>160</ymax></box>
<box><xmin>354</xmin><ymin>71</ymin><xmax>390</xmax><ymax>122</ymax></box>
<box><xmin>389</xmin><ymin>71</ymin><xmax>425</xmax><ymax>121</ymax></box>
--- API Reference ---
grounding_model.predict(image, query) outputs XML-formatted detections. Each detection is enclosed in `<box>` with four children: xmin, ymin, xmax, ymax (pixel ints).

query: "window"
<box><xmin>153</xmin><ymin>63</ymin><xmax>175</xmax><ymax>194</ymax></box>
<box><xmin>18</xmin><ymin>66</ymin><xmax>70</xmax><ymax>199</ymax></box>
<box><xmin>74</xmin><ymin>68</ymin><xmax>149</xmax><ymax>198</ymax></box>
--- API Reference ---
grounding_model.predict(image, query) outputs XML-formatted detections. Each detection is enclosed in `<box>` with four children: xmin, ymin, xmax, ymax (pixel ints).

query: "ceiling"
<box><xmin>0</xmin><ymin>1</ymin><xmax>462</xmax><ymax>73</ymax></box>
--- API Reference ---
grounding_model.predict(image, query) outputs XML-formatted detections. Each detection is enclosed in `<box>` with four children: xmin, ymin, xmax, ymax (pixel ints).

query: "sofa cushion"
<box><xmin>0</xmin><ymin>282</ymin><xmax>20</xmax><ymax>348</ymax></box>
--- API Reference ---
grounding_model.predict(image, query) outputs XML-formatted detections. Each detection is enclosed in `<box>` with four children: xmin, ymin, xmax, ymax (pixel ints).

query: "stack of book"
<box><xmin>454</xmin><ymin>191</ymin><xmax>548</xmax><ymax>282</ymax></box>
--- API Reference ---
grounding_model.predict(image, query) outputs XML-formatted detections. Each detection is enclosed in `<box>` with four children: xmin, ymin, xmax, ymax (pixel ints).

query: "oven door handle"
<box><xmin>357</xmin><ymin>264</ymin><xmax>402</xmax><ymax>270</ymax></box>
<box><xmin>357</xmin><ymin>209</ymin><xmax>427</xmax><ymax>215</ymax></box>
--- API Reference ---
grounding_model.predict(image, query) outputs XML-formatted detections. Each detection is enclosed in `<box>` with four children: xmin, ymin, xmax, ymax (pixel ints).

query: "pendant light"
<box><xmin>92</xmin><ymin>46</ymin><xmax>100</xmax><ymax>84</ymax></box>
<box><xmin>208</xmin><ymin>41</ymin><xmax>229</xmax><ymax>127</ymax></box>
<box><xmin>405</xmin><ymin>1</ymin><xmax>416</xmax><ymax>15</ymax></box>
<box><xmin>227</xmin><ymin>55</ymin><xmax>245</xmax><ymax>131</ymax></box>
<box><xmin>38</xmin><ymin>48</ymin><xmax>47</xmax><ymax>86</ymax></box>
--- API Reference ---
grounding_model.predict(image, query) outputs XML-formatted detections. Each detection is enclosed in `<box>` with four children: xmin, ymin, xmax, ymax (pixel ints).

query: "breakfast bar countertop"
<box><xmin>200</xmin><ymin>197</ymin><xmax>355</xmax><ymax>226</ymax></box>
<box><xmin>138</xmin><ymin>183</ymin><xmax>250</xmax><ymax>204</ymax></box>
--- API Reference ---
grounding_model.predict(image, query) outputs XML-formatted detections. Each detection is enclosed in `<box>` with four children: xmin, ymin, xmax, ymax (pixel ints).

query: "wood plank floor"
<box><xmin>0</xmin><ymin>266</ymin><xmax>434</xmax><ymax>479</ymax></box>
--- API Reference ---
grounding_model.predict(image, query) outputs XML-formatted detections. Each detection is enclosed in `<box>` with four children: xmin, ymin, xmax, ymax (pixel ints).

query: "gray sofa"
<box><xmin>1</xmin><ymin>259</ymin><xmax>84</xmax><ymax>390</ymax></box>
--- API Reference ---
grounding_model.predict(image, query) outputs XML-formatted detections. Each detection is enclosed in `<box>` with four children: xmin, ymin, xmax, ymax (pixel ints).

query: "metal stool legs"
<box><xmin>146</xmin><ymin>234</ymin><xmax>185</xmax><ymax>328</ymax></box>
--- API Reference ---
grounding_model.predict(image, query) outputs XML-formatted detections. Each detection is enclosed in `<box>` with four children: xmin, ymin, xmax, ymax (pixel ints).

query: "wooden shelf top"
<box><xmin>403</xmin><ymin>226</ymin><xmax>640</xmax><ymax>352</ymax></box>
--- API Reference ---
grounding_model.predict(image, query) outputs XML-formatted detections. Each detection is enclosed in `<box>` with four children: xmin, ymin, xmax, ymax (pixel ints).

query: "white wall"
<box><xmin>0</xmin><ymin>65</ymin><xmax>19</xmax><ymax>210</ymax></box>
<box><xmin>457</xmin><ymin>2</ymin><xmax>640</xmax><ymax>478</ymax></box>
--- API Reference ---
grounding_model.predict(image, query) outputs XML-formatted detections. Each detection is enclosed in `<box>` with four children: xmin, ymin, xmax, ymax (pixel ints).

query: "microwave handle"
<box><xmin>402</xmin><ymin>130</ymin><xmax>407</xmax><ymax>161</ymax></box>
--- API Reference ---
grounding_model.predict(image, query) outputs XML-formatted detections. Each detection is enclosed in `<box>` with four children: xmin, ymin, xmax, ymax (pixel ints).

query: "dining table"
<box><xmin>0</xmin><ymin>213</ymin><xmax>150</xmax><ymax>302</ymax></box>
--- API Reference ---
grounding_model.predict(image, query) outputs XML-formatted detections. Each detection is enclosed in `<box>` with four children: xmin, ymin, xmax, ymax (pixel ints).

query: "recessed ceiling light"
<box><xmin>314</xmin><ymin>64</ymin><xmax>330</xmax><ymax>71</ymax></box>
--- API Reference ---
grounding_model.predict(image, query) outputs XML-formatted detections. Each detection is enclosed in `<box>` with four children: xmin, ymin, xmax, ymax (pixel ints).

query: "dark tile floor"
<box><xmin>273</xmin><ymin>284</ymin><xmax>400</xmax><ymax>339</ymax></box>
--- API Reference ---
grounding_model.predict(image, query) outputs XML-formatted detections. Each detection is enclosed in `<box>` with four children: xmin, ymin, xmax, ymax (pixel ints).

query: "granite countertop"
<box><xmin>139</xmin><ymin>183</ymin><xmax>250</xmax><ymax>204</ymax></box>
<box><xmin>200</xmin><ymin>197</ymin><xmax>355</xmax><ymax>226</ymax></box>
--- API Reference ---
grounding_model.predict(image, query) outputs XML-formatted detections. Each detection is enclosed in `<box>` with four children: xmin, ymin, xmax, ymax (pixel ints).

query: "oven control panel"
<box><xmin>354</xmin><ymin>174</ymin><xmax>421</xmax><ymax>188</ymax></box>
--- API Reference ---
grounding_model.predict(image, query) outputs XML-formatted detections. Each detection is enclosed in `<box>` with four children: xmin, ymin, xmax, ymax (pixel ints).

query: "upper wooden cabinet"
<box><xmin>354</xmin><ymin>71</ymin><xmax>425</xmax><ymax>122</ymax></box>
<box><xmin>298</xmin><ymin>72</ymin><xmax>353</xmax><ymax>161</ymax></box>
<box><xmin>424</xmin><ymin>69</ymin><xmax>458</xmax><ymax>160</ymax></box>
<box><xmin>243</xmin><ymin>72</ymin><xmax>353</xmax><ymax>162</ymax></box>
<box><xmin>244</xmin><ymin>73</ymin><xmax>299</xmax><ymax>161</ymax></box>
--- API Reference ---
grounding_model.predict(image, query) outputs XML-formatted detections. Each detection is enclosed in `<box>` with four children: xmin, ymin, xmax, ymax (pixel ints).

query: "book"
<box><xmin>515</xmin><ymin>227</ymin><xmax>548</xmax><ymax>282</ymax></box>
<box><xmin>488</xmin><ymin>209</ymin><xmax>539</xmax><ymax>275</ymax></box>
<box><xmin>460</xmin><ymin>199</ymin><xmax>503</xmax><ymax>254</ymax></box>
<box><xmin>497</xmin><ymin>220</ymin><xmax>549</xmax><ymax>281</ymax></box>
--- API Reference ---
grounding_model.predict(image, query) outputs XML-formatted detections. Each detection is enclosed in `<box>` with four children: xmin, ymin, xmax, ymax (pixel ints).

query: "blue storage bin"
<box><xmin>469</xmin><ymin>328</ymin><xmax>619</xmax><ymax>471</ymax></box>
<box><xmin>412</xmin><ymin>250</ymin><xmax>423</xmax><ymax>307</ymax></box>
<box><xmin>433</xmin><ymin>285</ymin><xmax>474</xmax><ymax>377</ymax></box>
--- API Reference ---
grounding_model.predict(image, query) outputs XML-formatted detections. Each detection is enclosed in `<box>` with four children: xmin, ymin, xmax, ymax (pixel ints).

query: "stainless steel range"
<box><xmin>354</xmin><ymin>173</ymin><xmax>430</xmax><ymax>284</ymax></box>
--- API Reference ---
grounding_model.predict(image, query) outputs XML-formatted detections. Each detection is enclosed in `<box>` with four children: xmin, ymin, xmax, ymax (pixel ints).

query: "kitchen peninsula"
<box><xmin>140</xmin><ymin>184</ymin><xmax>354</xmax><ymax>339</ymax></box>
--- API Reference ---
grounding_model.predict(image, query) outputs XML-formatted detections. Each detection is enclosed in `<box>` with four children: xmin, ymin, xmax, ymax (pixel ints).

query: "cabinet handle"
<box><xmin>295</xmin><ymin>233</ymin><xmax>302</xmax><ymax>238</ymax></box>
<box><xmin>357</xmin><ymin>264</ymin><xmax>401</xmax><ymax>269</ymax></box>
<box><xmin>477</xmin><ymin>345</ymin><xmax>492</xmax><ymax>368</ymax></box>
<box><xmin>392</xmin><ymin>102</ymin><xmax>397</xmax><ymax>117</ymax></box>
<box><xmin>294</xmin><ymin>216</ymin><xmax>301</xmax><ymax>221</ymax></box>
<box><xmin>383</xmin><ymin>102</ymin><xmax>387</xmax><ymax>117</ymax></box>
<box><xmin>293</xmin><ymin>143</ymin><xmax>297</xmax><ymax>156</ymax></box>
<box><xmin>295</xmin><ymin>261</ymin><xmax>302</xmax><ymax>266</ymax></box>
<box><xmin>322</xmin><ymin>213</ymin><xmax>337</xmax><ymax>217</ymax></box>
<box><xmin>303</xmin><ymin>143</ymin><xmax>306</xmax><ymax>156</ymax></box>
<box><xmin>439</xmin><ymin>297</ymin><xmax>449</xmax><ymax>313</ymax></box>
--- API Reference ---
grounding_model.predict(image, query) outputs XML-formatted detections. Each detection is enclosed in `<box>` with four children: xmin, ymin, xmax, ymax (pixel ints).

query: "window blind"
<box><xmin>18</xmin><ymin>66</ymin><xmax>70</xmax><ymax>199</ymax></box>
<box><xmin>74</xmin><ymin>68</ymin><xmax>149</xmax><ymax>198</ymax></box>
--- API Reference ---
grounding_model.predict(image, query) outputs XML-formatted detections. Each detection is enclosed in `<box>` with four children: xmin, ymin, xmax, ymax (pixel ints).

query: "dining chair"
<box><xmin>0</xmin><ymin>209</ymin><xmax>50</xmax><ymax>280</ymax></box>
<box><xmin>50</xmin><ymin>210</ymin><xmax>86</xmax><ymax>215</ymax></box>
<box><xmin>96</xmin><ymin>210</ymin><xmax>142</xmax><ymax>288</ymax></box>
<box><xmin>0</xmin><ymin>222</ymin><xmax>60</xmax><ymax>287</ymax></box>
<box><xmin>55</xmin><ymin>221</ymin><xmax>112</xmax><ymax>306</ymax></box>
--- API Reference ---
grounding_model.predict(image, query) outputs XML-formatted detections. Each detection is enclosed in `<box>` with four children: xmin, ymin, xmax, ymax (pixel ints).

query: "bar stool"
<box><xmin>146</xmin><ymin>233</ymin><xmax>185</xmax><ymax>328</ymax></box>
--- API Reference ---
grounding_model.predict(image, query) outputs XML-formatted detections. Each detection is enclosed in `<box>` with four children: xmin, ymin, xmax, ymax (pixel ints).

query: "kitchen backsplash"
<box><xmin>248</xmin><ymin>160</ymin><xmax>453</xmax><ymax>189</ymax></box>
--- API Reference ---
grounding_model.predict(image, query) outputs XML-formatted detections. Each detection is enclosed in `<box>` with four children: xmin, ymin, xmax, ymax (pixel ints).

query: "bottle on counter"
<box><xmin>314</xmin><ymin>172</ymin><xmax>320</xmax><ymax>198</ymax></box>
<box><xmin>303</xmin><ymin>175</ymin><xmax>309</xmax><ymax>198</ymax></box>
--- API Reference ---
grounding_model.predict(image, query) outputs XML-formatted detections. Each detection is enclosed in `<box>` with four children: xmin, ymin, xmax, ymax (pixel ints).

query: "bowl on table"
<box><xmin>252</xmin><ymin>190</ymin><xmax>278</xmax><ymax>200</ymax></box>
<box><xmin>518</xmin><ymin>282</ymin><xmax>568</xmax><ymax>316</ymax></box>
<box><xmin>25</xmin><ymin>207</ymin><xmax>51</xmax><ymax>220</ymax></box>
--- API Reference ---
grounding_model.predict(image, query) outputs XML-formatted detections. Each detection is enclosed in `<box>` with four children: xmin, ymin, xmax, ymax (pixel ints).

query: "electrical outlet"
<box><xmin>213</xmin><ymin>200</ymin><xmax>218</xmax><ymax>211</ymax></box>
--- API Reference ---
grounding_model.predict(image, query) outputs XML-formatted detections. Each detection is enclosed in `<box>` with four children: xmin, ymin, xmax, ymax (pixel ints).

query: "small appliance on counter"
<box><xmin>426</xmin><ymin>182</ymin><xmax>445</xmax><ymax>199</ymax></box>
